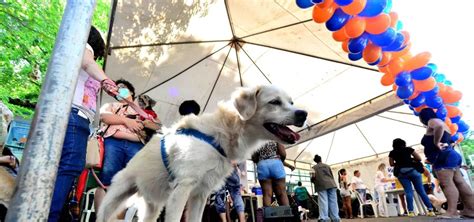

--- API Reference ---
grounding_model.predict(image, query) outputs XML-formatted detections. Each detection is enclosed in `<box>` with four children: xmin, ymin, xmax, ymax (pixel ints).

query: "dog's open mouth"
<box><xmin>263</xmin><ymin>123</ymin><xmax>300</xmax><ymax>144</ymax></box>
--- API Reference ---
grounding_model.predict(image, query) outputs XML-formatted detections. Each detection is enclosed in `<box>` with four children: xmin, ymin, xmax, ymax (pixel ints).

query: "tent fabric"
<box><xmin>104</xmin><ymin>0</ymin><xmax>424</xmax><ymax>165</ymax></box>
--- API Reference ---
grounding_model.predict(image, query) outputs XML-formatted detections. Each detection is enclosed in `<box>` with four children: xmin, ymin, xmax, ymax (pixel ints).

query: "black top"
<box><xmin>389</xmin><ymin>147</ymin><xmax>415</xmax><ymax>168</ymax></box>
<box><xmin>421</xmin><ymin>131</ymin><xmax>452</xmax><ymax>164</ymax></box>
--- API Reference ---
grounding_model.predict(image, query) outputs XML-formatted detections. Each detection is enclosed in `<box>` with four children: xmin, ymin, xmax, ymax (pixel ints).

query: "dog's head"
<box><xmin>138</xmin><ymin>94</ymin><xmax>156</xmax><ymax>109</ymax></box>
<box><xmin>232</xmin><ymin>85</ymin><xmax>307</xmax><ymax>144</ymax></box>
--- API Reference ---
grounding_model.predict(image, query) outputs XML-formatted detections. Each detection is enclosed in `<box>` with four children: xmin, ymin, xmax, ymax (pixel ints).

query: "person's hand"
<box><xmin>289</xmin><ymin>165</ymin><xmax>296</xmax><ymax>171</ymax></box>
<box><xmin>435</xmin><ymin>186</ymin><xmax>442</xmax><ymax>193</ymax></box>
<box><xmin>124</xmin><ymin>118</ymin><xmax>144</xmax><ymax>133</ymax></box>
<box><xmin>101</xmin><ymin>79</ymin><xmax>118</xmax><ymax>97</ymax></box>
<box><xmin>8</xmin><ymin>156</ymin><xmax>16</xmax><ymax>168</ymax></box>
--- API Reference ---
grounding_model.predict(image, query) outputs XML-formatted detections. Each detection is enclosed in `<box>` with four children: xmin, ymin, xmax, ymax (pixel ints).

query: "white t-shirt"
<box><xmin>374</xmin><ymin>170</ymin><xmax>386</xmax><ymax>191</ymax></box>
<box><xmin>351</xmin><ymin>176</ymin><xmax>367</xmax><ymax>189</ymax></box>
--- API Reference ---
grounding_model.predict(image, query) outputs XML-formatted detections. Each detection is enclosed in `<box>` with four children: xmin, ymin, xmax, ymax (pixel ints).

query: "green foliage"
<box><xmin>461</xmin><ymin>137</ymin><xmax>474</xmax><ymax>166</ymax></box>
<box><xmin>0</xmin><ymin>0</ymin><xmax>110</xmax><ymax>118</ymax></box>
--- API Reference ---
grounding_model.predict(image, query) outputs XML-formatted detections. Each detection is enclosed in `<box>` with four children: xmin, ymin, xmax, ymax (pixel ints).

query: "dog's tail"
<box><xmin>96</xmin><ymin>171</ymin><xmax>137</xmax><ymax>222</ymax></box>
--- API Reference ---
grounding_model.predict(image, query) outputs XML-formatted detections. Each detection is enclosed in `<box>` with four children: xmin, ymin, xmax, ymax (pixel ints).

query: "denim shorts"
<box><xmin>257</xmin><ymin>158</ymin><xmax>286</xmax><ymax>180</ymax></box>
<box><xmin>100</xmin><ymin>137</ymin><xmax>144</xmax><ymax>185</ymax></box>
<box><xmin>432</xmin><ymin>148</ymin><xmax>462</xmax><ymax>171</ymax></box>
<box><xmin>215</xmin><ymin>169</ymin><xmax>245</xmax><ymax>213</ymax></box>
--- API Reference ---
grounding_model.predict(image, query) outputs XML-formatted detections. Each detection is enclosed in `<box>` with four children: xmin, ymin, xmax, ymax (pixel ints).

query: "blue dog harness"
<box><xmin>161</xmin><ymin>128</ymin><xmax>227</xmax><ymax>181</ymax></box>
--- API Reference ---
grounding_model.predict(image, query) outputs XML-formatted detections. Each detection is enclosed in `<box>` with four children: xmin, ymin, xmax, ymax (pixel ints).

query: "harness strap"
<box><xmin>161</xmin><ymin>128</ymin><xmax>227</xmax><ymax>182</ymax></box>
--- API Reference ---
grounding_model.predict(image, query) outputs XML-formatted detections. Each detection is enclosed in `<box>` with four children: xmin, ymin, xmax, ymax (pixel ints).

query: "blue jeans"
<box><xmin>49</xmin><ymin>109</ymin><xmax>90</xmax><ymax>222</ymax></box>
<box><xmin>317</xmin><ymin>188</ymin><xmax>340</xmax><ymax>222</ymax></box>
<box><xmin>100</xmin><ymin>137</ymin><xmax>144</xmax><ymax>185</ymax></box>
<box><xmin>397</xmin><ymin>168</ymin><xmax>433</xmax><ymax>212</ymax></box>
<box><xmin>215</xmin><ymin>169</ymin><xmax>245</xmax><ymax>214</ymax></box>
<box><xmin>356</xmin><ymin>189</ymin><xmax>366</xmax><ymax>202</ymax></box>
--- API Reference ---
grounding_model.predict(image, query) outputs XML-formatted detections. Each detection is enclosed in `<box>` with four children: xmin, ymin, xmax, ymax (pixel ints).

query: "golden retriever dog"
<box><xmin>97</xmin><ymin>85</ymin><xmax>307</xmax><ymax>222</ymax></box>
<box><xmin>0</xmin><ymin>167</ymin><xmax>15</xmax><ymax>207</ymax></box>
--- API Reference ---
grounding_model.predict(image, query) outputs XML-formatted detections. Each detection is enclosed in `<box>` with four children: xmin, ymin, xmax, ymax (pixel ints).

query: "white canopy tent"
<box><xmin>103</xmin><ymin>0</ymin><xmax>430</xmax><ymax>165</ymax></box>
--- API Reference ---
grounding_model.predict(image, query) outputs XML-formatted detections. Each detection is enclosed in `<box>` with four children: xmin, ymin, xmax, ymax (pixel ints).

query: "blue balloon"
<box><xmin>426</xmin><ymin>96</ymin><xmax>443</xmax><ymax>108</ymax></box>
<box><xmin>422</xmin><ymin>86</ymin><xmax>439</xmax><ymax>98</ymax></box>
<box><xmin>368</xmin><ymin>57</ymin><xmax>381</xmax><ymax>66</ymax></box>
<box><xmin>348</xmin><ymin>52</ymin><xmax>363</xmax><ymax>61</ymax></box>
<box><xmin>383</xmin><ymin>0</ymin><xmax>392</xmax><ymax>13</ymax></box>
<box><xmin>458</xmin><ymin>120</ymin><xmax>470</xmax><ymax>133</ymax></box>
<box><xmin>451</xmin><ymin>133</ymin><xmax>460</xmax><ymax>142</ymax></box>
<box><xmin>326</xmin><ymin>8</ymin><xmax>351</xmax><ymax>31</ymax></box>
<box><xmin>411</xmin><ymin>66</ymin><xmax>433</xmax><ymax>80</ymax></box>
<box><xmin>296</xmin><ymin>0</ymin><xmax>315</xmax><ymax>9</ymax></box>
<box><xmin>396</xmin><ymin>21</ymin><xmax>403</xmax><ymax>31</ymax></box>
<box><xmin>409</xmin><ymin>106</ymin><xmax>414</xmax><ymax>111</ymax></box>
<box><xmin>396</xmin><ymin>84</ymin><xmax>414</xmax><ymax>99</ymax></box>
<box><xmin>436</xmin><ymin>106</ymin><xmax>447</xmax><ymax>120</ymax></box>
<box><xmin>434</xmin><ymin>73</ymin><xmax>446</xmax><ymax>82</ymax></box>
<box><xmin>403</xmin><ymin>99</ymin><xmax>410</xmax><ymax>104</ymax></box>
<box><xmin>382</xmin><ymin>32</ymin><xmax>405</xmax><ymax>52</ymax></box>
<box><xmin>369</xmin><ymin>28</ymin><xmax>397</xmax><ymax>47</ymax></box>
<box><xmin>335</xmin><ymin>0</ymin><xmax>353</xmax><ymax>6</ymax></box>
<box><xmin>358</xmin><ymin>0</ymin><xmax>387</xmax><ymax>17</ymax></box>
<box><xmin>349</xmin><ymin>33</ymin><xmax>369</xmax><ymax>53</ymax></box>
<box><xmin>444</xmin><ymin>80</ymin><xmax>452</xmax><ymax>86</ymax></box>
<box><xmin>313</xmin><ymin>0</ymin><xmax>323</xmax><ymax>3</ymax></box>
<box><xmin>451</xmin><ymin>116</ymin><xmax>461</xmax><ymax>124</ymax></box>
<box><xmin>410</xmin><ymin>94</ymin><xmax>425</xmax><ymax>108</ymax></box>
<box><xmin>427</xmin><ymin>63</ymin><xmax>438</xmax><ymax>73</ymax></box>
<box><xmin>413</xmin><ymin>111</ymin><xmax>420</xmax><ymax>116</ymax></box>
<box><xmin>395</xmin><ymin>71</ymin><xmax>412</xmax><ymax>87</ymax></box>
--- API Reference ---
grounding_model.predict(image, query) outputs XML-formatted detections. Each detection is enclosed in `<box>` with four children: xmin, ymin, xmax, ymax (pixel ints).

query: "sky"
<box><xmin>393</xmin><ymin>0</ymin><xmax>474</xmax><ymax>131</ymax></box>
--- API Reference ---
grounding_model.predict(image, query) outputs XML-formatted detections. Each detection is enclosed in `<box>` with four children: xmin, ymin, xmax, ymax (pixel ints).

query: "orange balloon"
<box><xmin>392</xmin><ymin>83</ymin><xmax>398</xmax><ymax>91</ymax></box>
<box><xmin>381</xmin><ymin>73</ymin><xmax>394</xmax><ymax>86</ymax></box>
<box><xmin>342</xmin><ymin>39</ymin><xmax>349</xmax><ymax>53</ymax></box>
<box><xmin>437</xmin><ymin>83</ymin><xmax>447</xmax><ymax>95</ymax></box>
<box><xmin>318</xmin><ymin>0</ymin><xmax>335</xmax><ymax>9</ymax></box>
<box><xmin>344</xmin><ymin>17</ymin><xmax>366</xmax><ymax>38</ymax></box>
<box><xmin>391</xmin><ymin>42</ymin><xmax>411</xmax><ymax>59</ymax></box>
<box><xmin>313</xmin><ymin>3</ymin><xmax>337</xmax><ymax>23</ymax></box>
<box><xmin>386</xmin><ymin>57</ymin><xmax>405</xmax><ymax>76</ymax></box>
<box><xmin>363</xmin><ymin>42</ymin><xmax>382</xmax><ymax>64</ymax></box>
<box><xmin>408</xmin><ymin>91</ymin><xmax>420</xmax><ymax>100</ymax></box>
<box><xmin>365</xmin><ymin>13</ymin><xmax>391</xmax><ymax>34</ymax></box>
<box><xmin>389</xmin><ymin>12</ymin><xmax>398</xmax><ymax>28</ymax></box>
<box><xmin>456</xmin><ymin>133</ymin><xmax>464</xmax><ymax>143</ymax></box>
<box><xmin>414</xmin><ymin>105</ymin><xmax>428</xmax><ymax>113</ymax></box>
<box><xmin>341</xmin><ymin>0</ymin><xmax>366</xmax><ymax>15</ymax></box>
<box><xmin>443</xmin><ymin>90</ymin><xmax>463</xmax><ymax>104</ymax></box>
<box><xmin>378</xmin><ymin>52</ymin><xmax>392</xmax><ymax>67</ymax></box>
<box><xmin>450</xmin><ymin>123</ymin><xmax>459</xmax><ymax>136</ymax></box>
<box><xmin>446</xmin><ymin>105</ymin><xmax>461</xmax><ymax>118</ymax></box>
<box><xmin>401</xmin><ymin>31</ymin><xmax>410</xmax><ymax>45</ymax></box>
<box><xmin>413</xmin><ymin>77</ymin><xmax>436</xmax><ymax>92</ymax></box>
<box><xmin>379</xmin><ymin>64</ymin><xmax>389</xmax><ymax>73</ymax></box>
<box><xmin>333</xmin><ymin>28</ymin><xmax>349</xmax><ymax>42</ymax></box>
<box><xmin>405</xmin><ymin>52</ymin><xmax>431</xmax><ymax>71</ymax></box>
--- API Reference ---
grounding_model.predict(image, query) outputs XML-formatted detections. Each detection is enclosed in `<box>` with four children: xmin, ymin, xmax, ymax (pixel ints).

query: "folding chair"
<box><xmin>355</xmin><ymin>191</ymin><xmax>378</xmax><ymax>218</ymax></box>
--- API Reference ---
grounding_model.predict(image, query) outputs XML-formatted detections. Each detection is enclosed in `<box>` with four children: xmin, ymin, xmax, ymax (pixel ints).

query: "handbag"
<box><xmin>412</xmin><ymin>160</ymin><xmax>425</xmax><ymax>173</ymax></box>
<box><xmin>85</xmin><ymin>106</ymin><xmax>122</xmax><ymax>169</ymax></box>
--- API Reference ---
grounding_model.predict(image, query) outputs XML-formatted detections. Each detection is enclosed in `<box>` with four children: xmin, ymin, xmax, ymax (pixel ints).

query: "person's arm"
<box><xmin>0</xmin><ymin>155</ymin><xmax>16</xmax><ymax>167</ymax></box>
<box><xmin>389</xmin><ymin>157</ymin><xmax>395</xmax><ymax>167</ymax></box>
<box><xmin>283</xmin><ymin>161</ymin><xmax>295</xmax><ymax>171</ymax></box>
<box><xmin>276</xmin><ymin>142</ymin><xmax>287</xmax><ymax>161</ymax></box>
<box><xmin>423</xmin><ymin>167</ymin><xmax>432</xmax><ymax>184</ymax></box>
<box><xmin>81</xmin><ymin>48</ymin><xmax>117</xmax><ymax>96</ymax></box>
<box><xmin>412</xmin><ymin>150</ymin><xmax>422</xmax><ymax>162</ymax></box>
<box><xmin>100</xmin><ymin>104</ymin><xmax>143</xmax><ymax>133</ymax></box>
<box><xmin>428</xmin><ymin>119</ymin><xmax>445</xmax><ymax>150</ymax></box>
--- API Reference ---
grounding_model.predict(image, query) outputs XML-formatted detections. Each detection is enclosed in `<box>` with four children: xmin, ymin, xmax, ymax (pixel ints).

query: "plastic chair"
<box><xmin>355</xmin><ymin>191</ymin><xmax>378</xmax><ymax>218</ymax></box>
<box><xmin>80</xmin><ymin>188</ymin><xmax>96</xmax><ymax>222</ymax></box>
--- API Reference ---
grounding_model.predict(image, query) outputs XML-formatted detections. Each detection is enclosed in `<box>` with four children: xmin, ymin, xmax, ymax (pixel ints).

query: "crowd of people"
<box><xmin>0</xmin><ymin>24</ymin><xmax>473</xmax><ymax>222</ymax></box>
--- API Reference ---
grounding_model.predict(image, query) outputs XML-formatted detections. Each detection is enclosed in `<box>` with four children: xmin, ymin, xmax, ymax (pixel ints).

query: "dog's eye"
<box><xmin>269</xmin><ymin>99</ymin><xmax>282</xmax><ymax>106</ymax></box>
<box><xmin>290</xmin><ymin>101</ymin><xmax>294</xmax><ymax>105</ymax></box>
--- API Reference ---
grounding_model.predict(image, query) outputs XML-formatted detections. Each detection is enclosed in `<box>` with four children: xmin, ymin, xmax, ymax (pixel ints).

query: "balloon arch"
<box><xmin>296</xmin><ymin>0</ymin><xmax>470</xmax><ymax>143</ymax></box>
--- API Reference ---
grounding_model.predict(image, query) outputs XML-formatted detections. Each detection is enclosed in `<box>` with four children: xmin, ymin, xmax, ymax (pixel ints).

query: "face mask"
<box><xmin>116</xmin><ymin>88</ymin><xmax>130</xmax><ymax>100</ymax></box>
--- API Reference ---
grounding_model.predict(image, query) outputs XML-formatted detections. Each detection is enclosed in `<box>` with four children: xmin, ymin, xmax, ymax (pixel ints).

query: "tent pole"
<box><xmin>6</xmin><ymin>1</ymin><xmax>96</xmax><ymax>220</ymax></box>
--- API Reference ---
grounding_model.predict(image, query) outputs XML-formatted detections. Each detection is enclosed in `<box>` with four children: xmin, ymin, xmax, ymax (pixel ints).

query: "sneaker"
<box><xmin>427</xmin><ymin>210</ymin><xmax>436</xmax><ymax>217</ymax></box>
<box><xmin>407</xmin><ymin>212</ymin><xmax>416</xmax><ymax>217</ymax></box>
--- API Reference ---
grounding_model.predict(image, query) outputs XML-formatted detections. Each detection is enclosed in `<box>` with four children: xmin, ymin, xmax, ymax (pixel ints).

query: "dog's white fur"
<box><xmin>97</xmin><ymin>85</ymin><xmax>306</xmax><ymax>222</ymax></box>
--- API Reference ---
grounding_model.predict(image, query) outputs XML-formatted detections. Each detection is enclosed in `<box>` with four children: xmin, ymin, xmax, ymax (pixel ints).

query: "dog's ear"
<box><xmin>232</xmin><ymin>86</ymin><xmax>261</xmax><ymax>121</ymax></box>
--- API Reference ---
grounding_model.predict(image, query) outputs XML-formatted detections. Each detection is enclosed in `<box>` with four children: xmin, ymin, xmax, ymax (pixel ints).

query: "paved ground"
<box><xmin>306</xmin><ymin>216</ymin><xmax>474</xmax><ymax>222</ymax></box>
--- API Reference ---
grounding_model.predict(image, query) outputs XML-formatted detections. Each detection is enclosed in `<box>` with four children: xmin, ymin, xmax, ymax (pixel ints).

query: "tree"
<box><xmin>0</xmin><ymin>0</ymin><xmax>110</xmax><ymax>118</ymax></box>
<box><xmin>461</xmin><ymin>136</ymin><xmax>474</xmax><ymax>166</ymax></box>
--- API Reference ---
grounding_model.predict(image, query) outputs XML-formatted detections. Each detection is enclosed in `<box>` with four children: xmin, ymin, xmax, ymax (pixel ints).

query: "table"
<box><xmin>385</xmin><ymin>188</ymin><xmax>427</xmax><ymax>216</ymax></box>
<box><xmin>242</xmin><ymin>193</ymin><xmax>257</xmax><ymax>222</ymax></box>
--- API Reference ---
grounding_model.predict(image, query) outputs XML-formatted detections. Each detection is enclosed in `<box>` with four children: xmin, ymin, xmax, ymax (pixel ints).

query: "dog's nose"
<box><xmin>295</xmin><ymin>110</ymin><xmax>308</xmax><ymax>122</ymax></box>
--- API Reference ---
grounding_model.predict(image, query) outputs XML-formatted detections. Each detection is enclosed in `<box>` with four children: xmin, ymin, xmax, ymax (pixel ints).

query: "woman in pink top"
<box><xmin>94</xmin><ymin>79</ymin><xmax>159</xmax><ymax>217</ymax></box>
